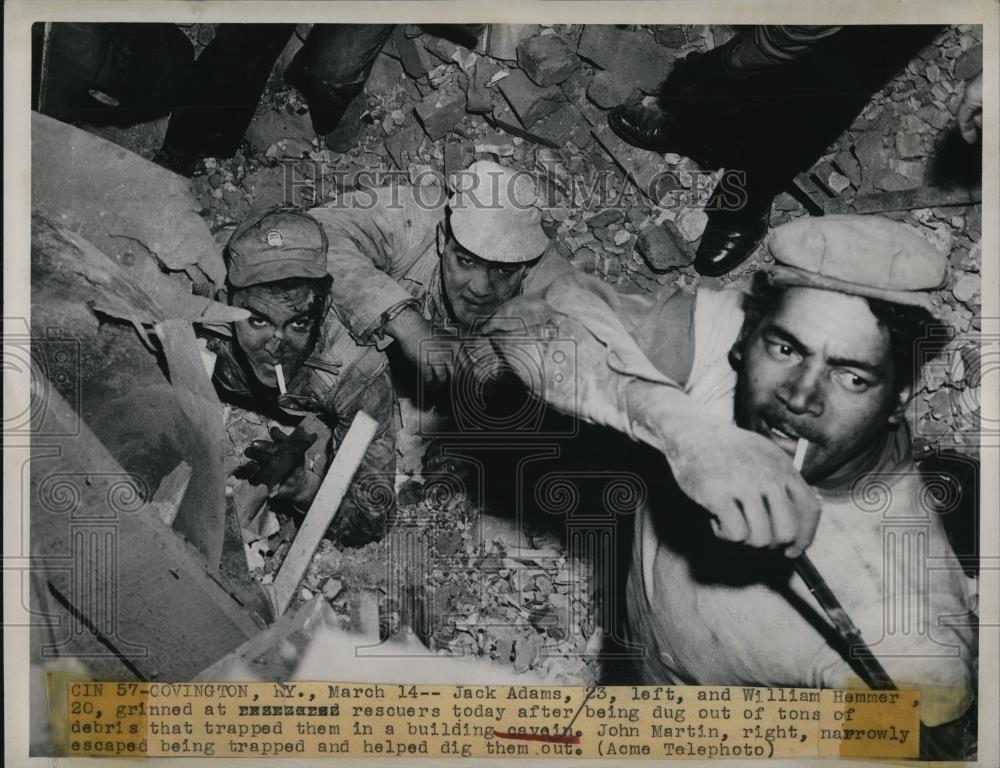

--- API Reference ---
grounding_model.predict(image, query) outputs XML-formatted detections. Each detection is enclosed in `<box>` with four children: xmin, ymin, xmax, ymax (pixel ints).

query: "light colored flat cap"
<box><xmin>447</xmin><ymin>160</ymin><xmax>549</xmax><ymax>263</ymax></box>
<box><xmin>767</xmin><ymin>214</ymin><xmax>947</xmax><ymax>312</ymax></box>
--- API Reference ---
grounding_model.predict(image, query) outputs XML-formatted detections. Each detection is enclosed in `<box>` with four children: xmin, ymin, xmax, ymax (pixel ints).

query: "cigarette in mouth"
<box><xmin>793</xmin><ymin>438</ymin><xmax>809</xmax><ymax>472</ymax></box>
<box><xmin>275</xmin><ymin>364</ymin><xmax>287</xmax><ymax>395</ymax></box>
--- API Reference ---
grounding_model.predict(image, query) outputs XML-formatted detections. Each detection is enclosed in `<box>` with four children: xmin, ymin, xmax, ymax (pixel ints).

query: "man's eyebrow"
<box><xmin>826</xmin><ymin>355</ymin><xmax>882</xmax><ymax>375</ymax></box>
<box><xmin>242</xmin><ymin>305</ymin><xmax>271</xmax><ymax>320</ymax></box>
<box><xmin>763</xmin><ymin>323</ymin><xmax>883</xmax><ymax>375</ymax></box>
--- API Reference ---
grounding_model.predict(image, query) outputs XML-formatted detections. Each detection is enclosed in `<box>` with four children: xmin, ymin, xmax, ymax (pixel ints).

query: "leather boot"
<box><xmin>286</xmin><ymin>56</ymin><xmax>368</xmax><ymax>152</ymax></box>
<box><xmin>694</xmin><ymin>207</ymin><xmax>771</xmax><ymax>277</ymax></box>
<box><xmin>607</xmin><ymin>104</ymin><xmax>677</xmax><ymax>153</ymax></box>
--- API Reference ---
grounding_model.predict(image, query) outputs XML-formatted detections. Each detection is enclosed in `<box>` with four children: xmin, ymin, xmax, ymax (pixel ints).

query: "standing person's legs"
<box><xmin>695</xmin><ymin>25</ymin><xmax>942</xmax><ymax>275</ymax></box>
<box><xmin>156</xmin><ymin>24</ymin><xmax>296</xmax><ymax>176</ymax></box>
<box><xmin>287</xmin><ymin>24</ymin><xmax>396</xmax><ymax>151</ymax></box>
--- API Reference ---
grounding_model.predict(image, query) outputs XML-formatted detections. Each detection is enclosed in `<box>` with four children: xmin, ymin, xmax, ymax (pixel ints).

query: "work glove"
<box><xmin>244</xmin><ymin>425</ymin><xmax>320</xmax><ymax>503</ymax></box>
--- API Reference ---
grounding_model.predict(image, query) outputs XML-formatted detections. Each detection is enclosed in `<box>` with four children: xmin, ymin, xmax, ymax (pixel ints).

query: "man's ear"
<box><xmin>728</xmin><ymin>335</ymin><xmax>748</xmax><ymax>370</ymax></box>
<box><xmin>887</xmin><ymin>384</ymin><xmax>913</xmax><ymax>426</ymax></box>
<box><xmin>436</xmin><ymin>222</ymin><xmax>447</xmax><ymax>255</ymax></box>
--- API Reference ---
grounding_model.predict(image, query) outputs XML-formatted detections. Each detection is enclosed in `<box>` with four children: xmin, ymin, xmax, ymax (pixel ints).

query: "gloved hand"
<box><xmin>244</xmin><ymin>425</ymin><xmax>319</xmax><ymax>497</ymax></box>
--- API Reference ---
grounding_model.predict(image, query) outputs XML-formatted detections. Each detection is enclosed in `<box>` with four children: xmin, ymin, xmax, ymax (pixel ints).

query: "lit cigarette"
<box><xmin>275</xmin><ymin>364</ymin><xmax>287</xmax><ymax>395</ymax></box>
<box><xmin>793</xmin><ymin>438</ymin><xmax>809</xmax><ymax>472</ymax></box>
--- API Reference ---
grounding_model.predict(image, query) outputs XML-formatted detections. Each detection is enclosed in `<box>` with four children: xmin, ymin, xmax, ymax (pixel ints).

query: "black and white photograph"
<box><xmin>5</xmin><ymin>2</ymin><xmax>997</xmax><ymax>765</ymax></box>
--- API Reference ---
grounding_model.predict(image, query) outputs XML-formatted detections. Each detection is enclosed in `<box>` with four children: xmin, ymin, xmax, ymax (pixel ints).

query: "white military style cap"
<box><xmin>446</xmin><ymin>160</ymin><xmax>550</xmax><ymax>264</ymax></box>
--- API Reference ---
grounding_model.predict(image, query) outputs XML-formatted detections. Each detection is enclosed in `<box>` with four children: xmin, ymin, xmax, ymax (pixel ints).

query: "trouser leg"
<box><xmin>159</xmin><ymin>24</ymin><xmax>295</xmax><ymax>171</ymax></box>
<box><xmin>288</xmin><ymin>24</ymin><xmax>395</xmax><ymax>138</ymax></box>
<box><xmin>708</xmin><ymin>25</ymin><xmax>942</xmax><ymax>219</ymax></box>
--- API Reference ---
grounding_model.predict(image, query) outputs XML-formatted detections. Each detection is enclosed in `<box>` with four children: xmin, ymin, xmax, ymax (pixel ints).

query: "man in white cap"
<box><xmin>307</xmin><ymin>160</ymin><xmax>579</xmax><ymax>473</ymax></box>
<box><xmin>309</xmin><ymin>160</ymin><xmax>570</xmax><ymax>385</ymax></box>
<box><xmin>483</xmin><ymin>214</ymin><xmax>975</xmax><ymax>756</ymax></box>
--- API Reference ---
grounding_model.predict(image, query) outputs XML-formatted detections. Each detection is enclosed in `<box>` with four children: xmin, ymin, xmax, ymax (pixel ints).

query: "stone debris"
<box><xmin>577</xmin><ymin>25</ymin><xmax>672</xmax><ymax>93</ymax></box>
<box><xmin>80</xmin><ymin>22</ymin><xmax>980</xmax><ymax>684</ymax></box>
<box><xmin>497</xmin><ymin>69</ymin><xmax>567</xmax><ymax>128</ymax></box>
<box><xmin>516</xmin><ymin>34</ymin><xmax>580</xmax><ymax>87</ymax></box>
<box><xmin>246</xmin><ymin>109</ymin><xmax>314</xmax><ymax>154</ymax></box>
<box><xmin>414</xmin><ymin>89</ymin><xmax>468</xmax><ymax>140</ymax></box>
<box><xmin>587</xmin><ymin>70</ymin><xmax>634</xmax><ymax>109</ymax></box>
<box><xmin>637</xmin><ymin>221</ymin><xmax>691</xmax><ymax>271</ymax></box>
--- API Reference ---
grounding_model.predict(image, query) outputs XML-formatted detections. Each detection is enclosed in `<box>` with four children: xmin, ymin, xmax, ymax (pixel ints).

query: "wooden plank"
<box><xmin>149</xmin><ymin>461</ymin><xmax>191</xmax><ymax>526</ymax></box>
<box><xmin>195</xmin><ymin>596</ymin><xmax>335</xmax><ymax>681</ymax></box>
<box><xmin>266</xmin><ymin>412</ymin><xmax>379</xmax><ymax>617</ymax></box>
<box><xmin>155</xmin><ymin>319</ymin><xmax>227</xmax><ymax>567</ymax></box>
<box><xmin>30</xmin><ymin>384</ymin><xmax>261</xmax><ymax>680</ymax></box>
<box><xmin>825</xmin><ymin>185</ymin><xmax>981</xmax><ymax>215</ymax></box>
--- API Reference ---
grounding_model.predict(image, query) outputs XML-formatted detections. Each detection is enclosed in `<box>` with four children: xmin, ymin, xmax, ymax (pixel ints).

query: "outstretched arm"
<box><xmin>482</xmin><ymin>271</ymin><xmax>820</xmax><ymax>556</ymax></box>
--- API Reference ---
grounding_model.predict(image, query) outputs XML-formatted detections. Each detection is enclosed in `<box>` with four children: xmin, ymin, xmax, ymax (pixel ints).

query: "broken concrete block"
<box><xmin>637</xmin><ymin>222</ymin><xmax>690</xmax><ymax>271</ymax></box>
<box><xmin>516</xmin><ymin>34</ymin><xmax>579</xmax><ymax>87</ymax></box>
<box><xmin>826</xmin><ymin>170</ymin><xmax>851</xmax><ymax>195</ymax></box>
<box><xmin>486</xmin><ymin>24</ymin><xmax>539</xmax><ymax>62</ymax></box>
<box><xmin>530</xmin><ymin>103</ymin><xmax>580</xmax><ymax>145</ymax></box>
<box><xmin>587</xmin><ymin>70</ymin><xmax>633</xmax><ymax>109</ymax></box>
<box><xmin>475</xmin><ymin>129</ymin><xmax>515</xmax><ymax>157</ymax></box>
<box><xmin>895</xmin><ymin>131</ymin><xmax>925</xmax><ymax>159</ymax></box>
<box><xmin>423</xmin><ymin>35</ymin><xmax>460</xmax><ymax>64</ymax></box>
<box><xmin>385</xmin><ymin>123</ymin><xmax>425</xmax><ymax>168</ymax></box>
<box><xmin>918</xmin><ymin>105</ymin><xmax>950</xmax><ymax>131</ymax></box>
<box><xmin>853</xmin><ymin>131</ymin><xmax>885</xmax><ymax>169</ymax></box>
<box><xmin>653</xmin><ymin>26</ymin><xmax>686</xmax><ymax>49</ymax></box>
<box><xmin>954</xmin><ymin>43</ymin><xmax>982</xmax><ymax>81</ymax></box>
<box><xmin>560</xmin><ymin>66</ymin><xmax>593</xmax><ymax>106</ymax></box>
<box><xmin>676</xmin><ymin>208</ymin><xmax>709</xmax><ymax>242</ymax></box>
<box><xmin>498</xmin><ymin>70</ymin><xmax>567</xmax><ymax>128</ymax></box>
<box><xmin>832</xmin><ymin>148</ymin><xmax>862</xmax><ymax>188</ymax></box>
<box><xmin>414</xmin><ymin>90</ymin><xmax>467</xmax><ymax>140</ymax></box>
<box><xmin>569</xmin><ymin>124</ymin><xmax>593</xmax><ymax>150</ymax></box>
<box><xmin>466</xmin><ymin>58</ymin><xmax>499</xmax><ymax>114</ymax></box>
<box><xmin>577</xmin><ymin>26</ymin><xmax>669</xmax><ymax>93</ymax></box>
<box><xmin>366</xmin><ymin>52</ymin><xmax>405</xmax><ymax>94</ymax></box>
<box><xmin>586</xmin><ymin>209</ymin><xmax>625</xmax><ymax>228</ymax></box>
<box><xmin>246</xmin><ymin>109</ymin><xmax>314</xmax><ymax>154</ymax></box>
<box><xmin>952</xmin><ymin>273</ymin><xmax>980</xmax><ymax>304</ymax></box>
<box><xmin>392</xmin><ymin>27</ymin><xmax>434</xmax><ymax>79</ymax></box>
<box><xmin>875</xmin><ymin>171</ymin><xmax>920</xmax><ymax>193</ymax></box>
<box><xmin>444</xmin><ymin>140</ymin><xmax>475</xmax><ymax>177</ymax></box>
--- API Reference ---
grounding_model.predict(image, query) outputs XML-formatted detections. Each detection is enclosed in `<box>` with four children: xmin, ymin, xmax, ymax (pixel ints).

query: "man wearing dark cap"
<box><xmin>206</xmin><ymin>207</ymin><xmax>397</xmax><ymax>547</ymax></box>
<box><xmin>483</xmin><ymin>214</ymin><xmax>975</xmax><ymax>753</ymax></box>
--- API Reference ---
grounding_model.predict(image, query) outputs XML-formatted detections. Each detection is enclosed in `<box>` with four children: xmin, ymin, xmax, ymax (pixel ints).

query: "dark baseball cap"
<box><xmin>225</xmin><ymin>207</ymin><xmax>329</xmax><ymax>288</ymax></box>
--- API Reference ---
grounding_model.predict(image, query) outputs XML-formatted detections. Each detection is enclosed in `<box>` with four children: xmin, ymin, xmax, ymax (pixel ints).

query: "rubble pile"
<box><xmin>93</xmin><ymin>22</ymin><xmax>982</xmax><ymax>681</ymax></box>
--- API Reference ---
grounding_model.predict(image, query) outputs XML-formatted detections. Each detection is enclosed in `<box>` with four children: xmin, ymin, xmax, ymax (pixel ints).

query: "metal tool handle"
<box><xmin>794</xmin><ymin>554</ymin><xmax>896</xmax><ymax>690</ymax></box>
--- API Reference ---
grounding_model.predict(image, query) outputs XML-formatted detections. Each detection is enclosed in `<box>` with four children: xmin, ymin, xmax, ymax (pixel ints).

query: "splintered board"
<box><xmin>30</xmin><ymin>383</ymin><xmax>262</xmax><ymax>681</ymax></box>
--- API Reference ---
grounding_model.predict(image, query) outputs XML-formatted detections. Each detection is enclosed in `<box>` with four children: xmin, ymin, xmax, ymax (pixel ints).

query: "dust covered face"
<box><xmin>735</xmin><ymin>288</ymin><xmax>909</xmax><ymax>484</ymax></box>
<box><xmin>440</xmin><ymin>235</ymin><xmax>529</xmax><ymax>330</ymax></box>
<box><xmin>231</xmin><ymin>282</ymin><xmax>322</xmax><ymax>388</ymax></box>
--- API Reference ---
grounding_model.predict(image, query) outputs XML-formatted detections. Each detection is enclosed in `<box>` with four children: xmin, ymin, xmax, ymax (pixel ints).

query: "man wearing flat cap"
<box><xmin>483</xmin><ymin>214</ymin><xmax>975</xmax><ymax>755</ymax></box>
<box><xmin>205</xmin><ymin>206</ymin><xmax>398</xmax><ymax>547</ymax></box>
